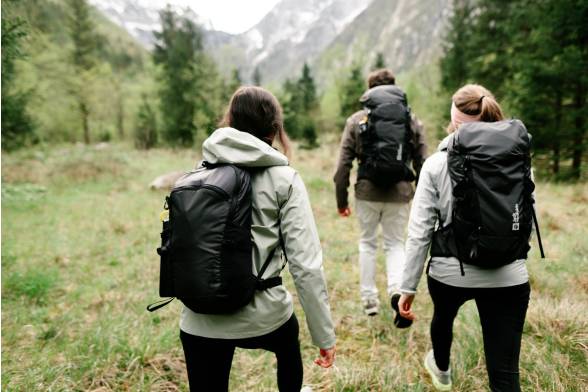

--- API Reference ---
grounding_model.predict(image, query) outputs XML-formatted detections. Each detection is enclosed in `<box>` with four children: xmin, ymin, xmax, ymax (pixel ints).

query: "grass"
<box><xmin>2</xmin><ymin>141</ymin><xmax>587</xmax><ymax>391</ymax></box>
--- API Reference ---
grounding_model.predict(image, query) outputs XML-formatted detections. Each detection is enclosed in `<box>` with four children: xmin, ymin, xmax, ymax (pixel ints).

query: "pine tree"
<box><xmin>134</xmin><ymin>95</ymin><xmax>158</xmax><ymax>149</ymax></box>
<box><xmin>280</xmin><ymin>63</ymin><xmax>320</xmax><ymax>148</ymax></box>
<box><xmin>439</xmin><ymin>0</ymin><xmax>474</xmax><ymax>94</ymax></box>
<box><xmin>228</xmin><ymin>68</ymin><xmax>242</xmax><ymax>95</ymax></box>
<box><xmin>298</xmin><ymin>63</ymin><xmax>318</xmax><ymax>112</ymax></box>
<box><xmin>439</xmin><ymin>0</ymin><xmax>588</xmax><ymax>179</ymax></box>
<box><xmin>372</xmin><ymin>52</ymin><xmax>386</xmax><ymax>70</ymax></box>
<box><xmin>67</xmin><ymin>0</ymin><xmax>98</xmax><ymax>144</ymax></box>
<box><xmin>153</xmin><ymin>7</ymin><xmax>203</xmax><ymax>145</ymax></box>
<box><xmin>339</xmin><ymin>65</ymin><xmax>365</xmax><ymax>123</ymax></box>
<box><xmin>1</xmin><ymin>4</ymin><xmax>34</xmax><ymax>150</ymax></box>
<box><xmin>252</xmin><ymin>66</ymin><xmax>262</xmax><ymax>86</ymax></box>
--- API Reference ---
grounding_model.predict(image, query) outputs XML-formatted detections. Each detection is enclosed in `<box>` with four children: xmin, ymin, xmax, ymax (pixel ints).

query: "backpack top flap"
<box><xmin>360</xmin><ymin>84</ymin><xmax>407</xmax><ymax>109</ymax></box>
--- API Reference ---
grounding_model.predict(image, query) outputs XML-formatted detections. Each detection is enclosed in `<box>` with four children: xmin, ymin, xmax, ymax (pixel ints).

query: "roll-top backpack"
<box><xmin>147</xmin><ymin>162</ymin><xmax>285</xmax><ymax>314</ymax></box>
<box><xmin>430</xmin><ymin>119</ymin><xmax>545</xmax><ymax>273</ymax></box>
<box><xmin>357</xmin><ymin>84</ymin><xmax>415</xmax><ymax>188</ymax></box>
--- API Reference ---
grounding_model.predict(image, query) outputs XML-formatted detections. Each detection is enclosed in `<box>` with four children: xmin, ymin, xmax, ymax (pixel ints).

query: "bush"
<box><xmin>134</xmin><ymin>97</ymin><xmax>157</xmax><ymax>149</ymax></box>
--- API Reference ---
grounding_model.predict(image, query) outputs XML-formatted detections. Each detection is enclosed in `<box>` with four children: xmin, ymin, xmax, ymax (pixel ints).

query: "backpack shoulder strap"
<box><xmin>256</xmin><ymin>219</ymin><xmax>287</xmax><ymax>290</ymax></box>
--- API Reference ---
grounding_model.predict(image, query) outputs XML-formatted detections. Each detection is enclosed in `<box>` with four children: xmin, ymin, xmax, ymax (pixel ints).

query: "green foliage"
<box><xmin>4</xmin><ymin>269</ymin><xmax>57</xmax><ymax>304</ymax></box>
<box><xmin>439</xmin><ymin>0</ymin><xmax>588</xmax><ymax>180</ymax></box>
<box><xmin>339</xmin><ymin>65</ymin><xmax>365</xmax><ymax>125</ymax></box>
<box><xmin>67</xmin><ymin>0</ymin><xmax>99</xmax><ymax>144</ymax></box>
<box><xmin>252</xmin><ymin>66</ymin><xmax>262</xmax><ymax>86</ymax></box>
<box><xmin>281</xmin><ymin>63</ymin><xmax>320</xmax><ymax>148</ymax></box>
<box><xmin>134</xmin><ymin>96</ymin><xmax>158</xmax><ymax>149</ymax></box>
<box><xmin>228</xmin><ymin>68</ymin><xmax>242</xmax><ymax>93</ymax></box>
<box><xmin>372</xmin><ymin>52</ymin><xmax>386</xmax><ymax>70</ymax></box>
<box><xmin>153</xmin><ymin>7</ymin><xmax>213</xmax><ymax>146</ymax></box>
<box><xmin>1</xmin><ymin>3</ymin><xmax>35</xmax><ymax>150</ymax></box>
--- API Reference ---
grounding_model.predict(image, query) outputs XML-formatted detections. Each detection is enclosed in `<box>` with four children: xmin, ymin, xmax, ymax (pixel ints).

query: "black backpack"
<box><xmin>147</xmin><ymin>163</ymin><xmax>285</xmax><ymax>313</ymax></box>
<box><xmin>357</xmin><ymin>85</ymin><xmax>415</xmax><ymax>188</ymax></box>
<box><xmin>430</xmin><ymin>119</ymin><xmax>545</xmax><ymax>273</ymax></box>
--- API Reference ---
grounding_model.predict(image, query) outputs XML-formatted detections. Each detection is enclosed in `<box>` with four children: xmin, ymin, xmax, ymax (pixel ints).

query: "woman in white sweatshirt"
<box><xmin>398</xmin><ymin>84</ymin><xmax>532</xmax><ymax>392</ymax></box>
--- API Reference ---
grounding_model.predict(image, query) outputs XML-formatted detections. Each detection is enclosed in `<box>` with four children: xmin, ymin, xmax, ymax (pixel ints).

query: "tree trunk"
<box><xmin>115</xmin><ymin>80</ymin><xmax>124</xmax><ymax>138</ymax></box>
<box><xmin>553</xmin><ymin>91</ymin><xmax>562</xmax><ymax>174</ymax></box>
<box><xmin>571</xmin><ymin>85</ymin><xmax>586</xmax><ymax>179</ymax></box>
<box><xmin>117</xmin><ymin>96</ymin><xmax>124</xmax><ymax>139</ymax></box>
<box><xmin>80</xmin><ymin>101</ymin><xmax>90</xmax><ymax>144</ymax></box>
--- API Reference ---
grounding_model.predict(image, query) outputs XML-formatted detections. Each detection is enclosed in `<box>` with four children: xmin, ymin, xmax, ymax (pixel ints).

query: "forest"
<box><xmin>2</xmin><ymin>0</ymin><xmax>587</xmax><ymax>179</ymax></box>
<box><xmin>2</xmin><ymin>0</ymin><xmax>587</xmax><ymax>391</ymax></box>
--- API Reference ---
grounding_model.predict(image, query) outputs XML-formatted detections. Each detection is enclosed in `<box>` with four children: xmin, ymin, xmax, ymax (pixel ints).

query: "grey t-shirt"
<box><xmin>400</xmin><ymin>136</ymin><xmax>529</xmax><ymax>294</ymax></box>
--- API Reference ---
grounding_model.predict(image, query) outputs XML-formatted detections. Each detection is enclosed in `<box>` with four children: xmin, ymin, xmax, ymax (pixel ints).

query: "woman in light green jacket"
<box><xmin>180</xmin><ymin>86</ymin><xmax>336</xmax><ymax>392</ymax></box>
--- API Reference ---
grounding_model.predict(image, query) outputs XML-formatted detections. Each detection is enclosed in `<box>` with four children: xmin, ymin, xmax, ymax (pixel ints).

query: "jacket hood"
<box><xmin>438</xmin><ymin>134</ymin><xmax>453</xmax><ymax>151</ymax></box>
<box><xmin>202</xmin><ymin>127</ymin><xmax>289</xmax><ymax>168</ymax></box>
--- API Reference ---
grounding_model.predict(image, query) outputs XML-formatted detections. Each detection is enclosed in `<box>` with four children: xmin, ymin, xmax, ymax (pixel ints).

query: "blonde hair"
<box><xmin>446</xmin><ymin>84</ymin><xmax>505</xmax><ymax>133</ymax></box>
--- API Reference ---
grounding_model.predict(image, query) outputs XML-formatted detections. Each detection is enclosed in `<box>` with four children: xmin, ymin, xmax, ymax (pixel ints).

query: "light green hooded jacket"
<box><xmin>179</xmin><ymin>127</ymin><xmax>336</xmax><ymax>349</ymax></box>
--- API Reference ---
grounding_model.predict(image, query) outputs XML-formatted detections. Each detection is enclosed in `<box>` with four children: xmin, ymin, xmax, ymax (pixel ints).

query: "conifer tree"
<box><xmin>228</xmin><ymin>68</ymin><xmax>242</xmax><ymax>95</ymax></box>
<box><xmin>1</xmin><ymin>4</ymin><xmax>34</xmax><ymax>150</ymax></box>
<box><xmin>153</xmin><ymin>7</ymin><xmax>203</xmax><ymax>145</ymax></box>
<box><xmin>252</xmin><ymin>66</ymin><xmax>262</xmax><ymax>86</ymax></box>
<box><xmin>134</xmin><ymin>95</ymin><xmax>158</xmax><ymax>149</ymax></box>
<box><xmin>67</xmin><ymin>0</ymin><xmax>98</xmax><ymax>144</ymax></box>
<box><xmin>280</xmin><ymin>63</ymin><xmax>320</xmax><ymax>148</ymax></box>
<box><xmin>439</xmin><ymin>0</ymin><xmax>588</xmax><ymax>179</ymax></box>
<box><xmin>339</xmin><ymin>65</ymin><xmax>365</xmax><ymax>124</ymax></box>
<box><xmin>373</xmin><ymin>52</ymin><xmax>386</xmax><ymax>70</ymax></box>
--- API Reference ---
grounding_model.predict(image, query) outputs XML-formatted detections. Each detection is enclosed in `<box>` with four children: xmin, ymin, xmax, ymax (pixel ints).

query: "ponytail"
<box><xmin>446</xmin><ymin>84</ymin><xmax>505</xmax><ymax>133</ymax></box>
<box><xmin>479</xmin><ymin>94</ymin><xmax>504</xmax><ymax>123</ymax></box>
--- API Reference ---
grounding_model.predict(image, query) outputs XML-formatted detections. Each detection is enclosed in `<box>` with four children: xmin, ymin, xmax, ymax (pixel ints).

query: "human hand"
<box><xmin>398</xmin><ymin>294</ymin><xmax>416</xmax><ymax>321</ymax></box>
<box><xmin>338</xmin><ymin>207</ymin><xmax>351</xmax><ymax>217</ymax></box>
<box><xmin>314</xmin><ymin>346</ymin><xmax>336</xmax><ymax>368</ymax></box>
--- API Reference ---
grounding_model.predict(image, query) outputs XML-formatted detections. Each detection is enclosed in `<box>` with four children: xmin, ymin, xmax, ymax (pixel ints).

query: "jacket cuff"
<box><xmin>315</xmin><ymin>335</ymin><xmax>336</xmax><ymax>349</ymax></box>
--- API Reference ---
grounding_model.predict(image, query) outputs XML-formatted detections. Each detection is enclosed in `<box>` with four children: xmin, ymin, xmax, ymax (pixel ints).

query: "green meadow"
<box><xmin>2</xmin><ymin>140</ymin><xmax>587</xmax><ymax>391</ymax></box>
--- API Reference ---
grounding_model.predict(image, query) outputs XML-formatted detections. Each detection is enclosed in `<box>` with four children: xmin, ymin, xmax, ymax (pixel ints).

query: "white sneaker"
<box><xmin>424</xmin><ymin>350</ymin><xmax>452</xmax><ymax>391</ymax></box>
<box><xmin>300</xmin><ymin>387</ymin><xmax>313</xmax><ymax>392</ymax></box>
<box><xmin>363</xmin><ymin>298</ymin><xmax>379</xmax><ymax>316</ymax></box>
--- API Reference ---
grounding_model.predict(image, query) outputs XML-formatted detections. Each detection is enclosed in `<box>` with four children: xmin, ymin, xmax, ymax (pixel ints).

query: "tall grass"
<box><xmin>2</xmin><ymin>141</ymin><xmax>587</xmax><ymax>391</ymax></box>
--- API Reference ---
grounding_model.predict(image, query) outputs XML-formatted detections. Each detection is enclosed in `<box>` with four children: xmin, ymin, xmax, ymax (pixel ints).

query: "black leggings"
<box><xmin>180</xmin><ymin>314</ymin><xmax>303</xmax><ymax>392</ymax></box>
<box><xmin>427</xmin><ymin>276</ymin><xmax>530</xmax><ymax>392</ymax></box>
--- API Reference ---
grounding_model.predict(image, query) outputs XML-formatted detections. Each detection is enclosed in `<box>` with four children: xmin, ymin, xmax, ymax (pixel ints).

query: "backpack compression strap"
<box><xmin>532</xmin><ymin>205</ymin><xmax>546</xmax><ymax>258</ymax></box>
<box><xmin>146</xmin><ymin>297</ymin><xmax>175</xmax><ymax>312</ymax></box>
<box><xmin>256</xmin><ymin>222</ymin><xmax>288</xmax><ymax>290</ymax></box>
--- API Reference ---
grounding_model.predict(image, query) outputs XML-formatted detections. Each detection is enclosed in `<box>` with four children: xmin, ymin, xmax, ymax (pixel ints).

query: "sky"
<box><xmin>161</xmin><ymin>0</ymin><xmax>281</xmax><ymax>34</ymax></box>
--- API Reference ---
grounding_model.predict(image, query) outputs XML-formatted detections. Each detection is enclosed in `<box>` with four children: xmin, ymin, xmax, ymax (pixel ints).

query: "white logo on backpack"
<box><xmin>512</xmin><ymin>203</ymin><xmax>520</xmax><ymax>231</ymax></box>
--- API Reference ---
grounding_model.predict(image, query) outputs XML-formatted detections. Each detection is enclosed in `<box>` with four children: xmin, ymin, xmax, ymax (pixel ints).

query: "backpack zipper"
<box><xmin>171</xmin><ymin>184</ymin><xmax>230</xmax><ymax>200</ymax></box>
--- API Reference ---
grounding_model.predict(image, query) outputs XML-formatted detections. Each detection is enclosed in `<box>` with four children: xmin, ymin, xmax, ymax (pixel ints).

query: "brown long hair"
<box><xmin>447</xmin><ymin>84</ymin><xmax>505</xmax><ymax>133</ymax></box>
<box><xmin>221</xmin><ymin>86</ymin><xmax>291</xmax><ymax>157</ymax></box>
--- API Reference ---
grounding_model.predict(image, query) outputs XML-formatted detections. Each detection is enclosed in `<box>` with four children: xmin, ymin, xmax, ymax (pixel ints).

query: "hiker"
<box><xmin>398</xmin><ymin>84</ymin><xmax>536</xmax><ymax>391</ymax></box>
<box><xmin>179</xmin><ymin>87</ymin><xmax>336</xmax><ymax>391</ymax></box>
<box><xmin>333</xmin><ymin>68</ymin><xmax>426</xmax><ymax>322</ymax></box>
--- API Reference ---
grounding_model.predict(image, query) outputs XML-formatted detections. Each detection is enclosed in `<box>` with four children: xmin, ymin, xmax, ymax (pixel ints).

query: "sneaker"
<box><xmin>363</xmin><ymin>298</ymin><xmax>379</xmax><ymax>316</ymax></box>
<box><xmin>300</xmin><ymin>387</ymin><xmax>313</xmax><ymax>392</ymax></box>
<box><xmin>424</xmin><ymin>350</ymin><xmax>452</xmax><ymax>391</ymax></box>
<box><xmin>390</xmin><ymin>293</ymin><xmax>413</xmax><ymax>329</ymax></box>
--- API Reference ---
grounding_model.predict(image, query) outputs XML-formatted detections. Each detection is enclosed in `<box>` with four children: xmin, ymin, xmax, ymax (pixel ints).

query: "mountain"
<box><xmin>230</xmin><ymin>0</ymin><xmax>374</xmax><ymax>81</ymax></box>
<box><xmin>89</xmin><ymin>0</ymin><xmax>215</xmax><ymax>48</ymax></box>
<box><xmin>314</xmin><ymin>0</ymin><xmax>451</xmax><ymax>80</ymax></box>
<box><xmin>91</xmin><ymin>0</ymin><xmax>375</xmax><ymax>82</ymax></box>
<box><xmin>91</xmin><ymin>0</ymin><xmax>451</xmax><ymax>85</ymax></box>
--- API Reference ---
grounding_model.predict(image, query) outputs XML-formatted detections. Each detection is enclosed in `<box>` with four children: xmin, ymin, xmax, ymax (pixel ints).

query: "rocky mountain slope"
<box><xmin>91</xmin><ymin>0</ymin><xmax>451</xmax><ymax>84</ymax></box>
